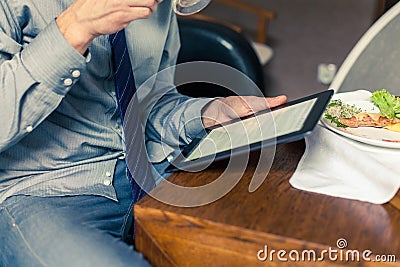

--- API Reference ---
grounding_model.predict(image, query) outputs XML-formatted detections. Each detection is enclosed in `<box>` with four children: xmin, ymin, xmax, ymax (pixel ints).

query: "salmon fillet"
<box><xmin>339</xmin><ymin>112</ymin><xmax>400</xmax><ymax>128</ymax></box>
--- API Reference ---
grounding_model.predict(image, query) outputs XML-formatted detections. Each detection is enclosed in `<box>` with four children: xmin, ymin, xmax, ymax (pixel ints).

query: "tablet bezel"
<box><xmin>166</xmin><ymin>89</ymin><xmax>333</xmax><ymax>172</ymax></box>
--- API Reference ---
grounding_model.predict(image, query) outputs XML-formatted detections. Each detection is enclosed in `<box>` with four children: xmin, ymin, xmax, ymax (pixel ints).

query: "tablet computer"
<box><xmin>166</xmin><ymin>89</ymin><xmax>333</xmax><ymax>172</ymax></box>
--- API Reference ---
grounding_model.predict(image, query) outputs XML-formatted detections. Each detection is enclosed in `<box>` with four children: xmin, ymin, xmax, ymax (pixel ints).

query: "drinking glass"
<box><xmin>172</xmin><ymin>0</ymin><xmax>212</xmax><ymax>15</ymax></box>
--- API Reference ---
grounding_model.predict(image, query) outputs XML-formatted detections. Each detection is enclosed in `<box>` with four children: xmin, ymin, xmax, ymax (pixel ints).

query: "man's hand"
<box><xmin>56</xmin><ymin>0</ymin><xmax>161</xmax><ymax>54</ymax></box>
<box><xmin>202</xmin><ymin>95</ymin><xmax>287</xmax><ymax>128</ymax></box>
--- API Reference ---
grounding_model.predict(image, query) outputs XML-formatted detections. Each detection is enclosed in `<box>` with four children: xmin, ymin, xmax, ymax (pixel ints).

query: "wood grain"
<box><xmin>135</xmin><ymin>141</ymin><xmax>400</xmax><ymax>266</ymax></box>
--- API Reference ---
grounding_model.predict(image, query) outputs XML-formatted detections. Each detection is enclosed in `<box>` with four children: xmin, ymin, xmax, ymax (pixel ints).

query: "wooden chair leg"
<box><xmin>192</xmin><ymin>0</ymin><xmax>276</xmax><ymax>44</ymax></box>
<box><xmin>256</xmin><ymin>18</ymin><xmax>268</xmax><ymax>43</ymax></box>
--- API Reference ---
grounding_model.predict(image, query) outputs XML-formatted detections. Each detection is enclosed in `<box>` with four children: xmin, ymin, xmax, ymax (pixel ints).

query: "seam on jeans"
<box><xmin>121</xmin><ymin>200</ymin><xmax>134</xmax><ymax>241</ymax></box>
<box><xmin>3</xmin><ymin>207</ymin><xmax>48</xmax><ymax>267</ymax></box>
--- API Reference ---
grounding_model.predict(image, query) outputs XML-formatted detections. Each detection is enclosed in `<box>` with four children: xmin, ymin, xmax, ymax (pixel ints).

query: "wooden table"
<box><xmin>134</xmin><ymin>141</ymin><xmax>400</xmax><ymax>266</ymax></box>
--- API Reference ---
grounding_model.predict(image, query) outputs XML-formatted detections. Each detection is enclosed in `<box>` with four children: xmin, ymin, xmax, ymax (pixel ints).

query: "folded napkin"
<box><xmin>289</xmin><ymin>90</ymin><xmax>400</xmax><ymax>204</ymax></box>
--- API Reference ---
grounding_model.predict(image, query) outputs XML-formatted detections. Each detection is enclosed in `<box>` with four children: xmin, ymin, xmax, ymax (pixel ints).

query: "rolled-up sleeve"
<box><xmin>0</xmin><ymin>8</ymin><xmax>87</xmax><ymax>152</ymax></box>
<box><xmin>141</xmin><ymin>12</ymin><xmax>214</xmax><ymax>163</ymax></box>
<box><xmin>21</xmin><ymin>20</ymin><xmax>87</xmax><ymax>95</ymax></box>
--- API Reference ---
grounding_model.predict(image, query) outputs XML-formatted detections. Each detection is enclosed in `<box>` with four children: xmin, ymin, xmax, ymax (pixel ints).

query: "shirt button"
<box><xmin>118</xmin><ymin>152</ymin><xmax>126</xmax><ymax>160</ymax></box>
<box><xmin>105</xmin><ymin>171</ymin><xmax>112</xmax><ymax>177</ymax></box>
<box><xmin>64</xmin><ymin>78</ymin><xmax>73</xmax><ymax>86</ymax></box>
<box><xmin>26</xmin><ymin>125</ymin><xmax>33</xmax><ymax>132</ymax></box>
<box><xmin>103</xmin><ymin>179</ymin><xmax>112</xmax><ymax>186</ymax></box>
<box><xmin>72</xmin><ymin>70</ymin><xmax>81</xmax><ymax>78</ymax></box>
<box><xmin>85</xmin><ymin>52</ymin><xmax>92</xmax><ymax>63</ymax></box>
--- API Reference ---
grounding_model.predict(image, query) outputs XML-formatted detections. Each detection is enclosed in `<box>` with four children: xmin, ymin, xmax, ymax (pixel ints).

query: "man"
<box><xmin>0</xmin><ymin>0</ymin><xmax>286</xmax><ymax>266</ymax></box>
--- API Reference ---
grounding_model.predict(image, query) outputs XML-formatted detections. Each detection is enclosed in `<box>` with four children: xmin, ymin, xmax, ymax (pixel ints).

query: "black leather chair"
<box><xmin>176</xmin><ymin>18</ymin><xmax>265</xmax><ymax>97</ymax></box>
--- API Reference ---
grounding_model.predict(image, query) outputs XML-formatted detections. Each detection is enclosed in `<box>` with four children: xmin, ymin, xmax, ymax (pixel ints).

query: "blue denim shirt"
<box><xmin>0</xmin><ymin>0</ymin><xmax>212</xmax><ymax>203</ymax></box>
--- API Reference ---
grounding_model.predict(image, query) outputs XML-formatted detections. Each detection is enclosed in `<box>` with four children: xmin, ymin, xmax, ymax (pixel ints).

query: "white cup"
<box><xmin>172</xmin><ymin>0</ymin><xmax>212</xmax><ymax>15</ymax></box>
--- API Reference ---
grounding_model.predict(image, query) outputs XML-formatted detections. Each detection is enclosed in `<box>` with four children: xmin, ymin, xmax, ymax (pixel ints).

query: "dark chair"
<box><xmin>176</xmin><ymin>18</ymin><xmax>265</xmax><ymax>98</ymax></box>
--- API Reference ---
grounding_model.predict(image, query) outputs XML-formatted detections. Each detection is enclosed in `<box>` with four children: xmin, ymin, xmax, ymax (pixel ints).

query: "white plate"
<box><xmin>321</xmin><ymin>92</ymin><xmax>400</xmax><ymax>149</ymax></box>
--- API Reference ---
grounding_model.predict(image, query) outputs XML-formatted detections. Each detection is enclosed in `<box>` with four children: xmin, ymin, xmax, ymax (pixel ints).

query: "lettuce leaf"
<box><xmin>370</xmin><ymin>89</ymin><xmax>400</xmax><ymax>119</ymax></box>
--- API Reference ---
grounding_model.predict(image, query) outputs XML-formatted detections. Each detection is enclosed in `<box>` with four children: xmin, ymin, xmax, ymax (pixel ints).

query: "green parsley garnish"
<box><xmin>324</xmin><ymin>99</ymin><xmax>362</xmax><ymax>127</ymax></box>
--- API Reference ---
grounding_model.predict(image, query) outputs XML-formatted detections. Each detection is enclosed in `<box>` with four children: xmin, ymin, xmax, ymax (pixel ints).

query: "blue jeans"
<box><xmin>0</xmin><ymin>159</ymin><xmax>150</xmax><ymax>267</ymax></box>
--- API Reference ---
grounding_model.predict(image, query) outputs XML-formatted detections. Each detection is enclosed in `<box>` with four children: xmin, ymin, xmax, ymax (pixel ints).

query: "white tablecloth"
<box><xmin>289</xmin><ymin>91</ymin><xmax>400</xmax><ymax>204</ymax></box>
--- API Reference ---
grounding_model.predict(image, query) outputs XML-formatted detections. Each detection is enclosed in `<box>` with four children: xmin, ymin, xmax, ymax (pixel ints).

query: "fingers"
<box><xmin>265</xmin><ymin>95</ymin><xmax>287</xmax><ymax>108</ymax></box>
<box><xmin>235</xmin><ymin>95</ymin><xmax>287</xmax><ymax>113</ymax></box>
<box><xmin>105</xmin><ymin>0</ymin><xmax>161</xmax><ymax>22</ymax></box>
<box><xmin>126</xmin><ymin>0</ymin><xmax>162</xmax><ymax>11</ymax></box>
<box><xmin>124</xmin><ymin>0</ymin><xmax>160</xmax><ymax>20</ymax></box>
<box><xmin>57</xmin><ymin>0</ymin><xmax>164</xmax><ymax>53</ymax></box>
<box><xmin>126</xmin><ymin>0</ymin><xmax>161</xmax><ymax>7</ymax></box>
<box><xmin>148</xmin><ymin>1</ymin><xmax>159</xmax><ymax>13</ymax></box>
<box><xmin>129</xmin><ymin>7</ymin><xmax>156</xmax><ymax>19</ymax></box>
<box><xmin>201</xmin><ymin>95</ymin><xmax>288</xmax><ymax>128</ymax></box>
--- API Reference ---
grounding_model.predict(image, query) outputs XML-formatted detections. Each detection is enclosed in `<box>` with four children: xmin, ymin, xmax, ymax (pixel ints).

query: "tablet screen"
<box><xmin>185</xmin><ymin>98</ymin><xmax>317</xmax><ymax>161</ymax></box>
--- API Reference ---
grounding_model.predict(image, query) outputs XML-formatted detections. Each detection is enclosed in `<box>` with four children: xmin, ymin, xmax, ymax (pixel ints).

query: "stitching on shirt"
<box><xmin>3</xmin><ymin>207</ymin><xmax>48</xmax><ymax>267</ymax></box>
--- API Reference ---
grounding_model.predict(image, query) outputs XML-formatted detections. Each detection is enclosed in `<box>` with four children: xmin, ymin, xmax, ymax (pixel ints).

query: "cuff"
<box><xmin>183</xmin><ymin>97</ymin><xmax>215</xmax><ymax>141</ymax></box>
<box><xmin>146</xmin><ymin>97</ymin><xmax>214</xmax><ymax>163</ymax></box>
<box><xmin>21</xmin><ymin>19</ymin><xmax>87</xmax><ymax>95</ymax></box>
